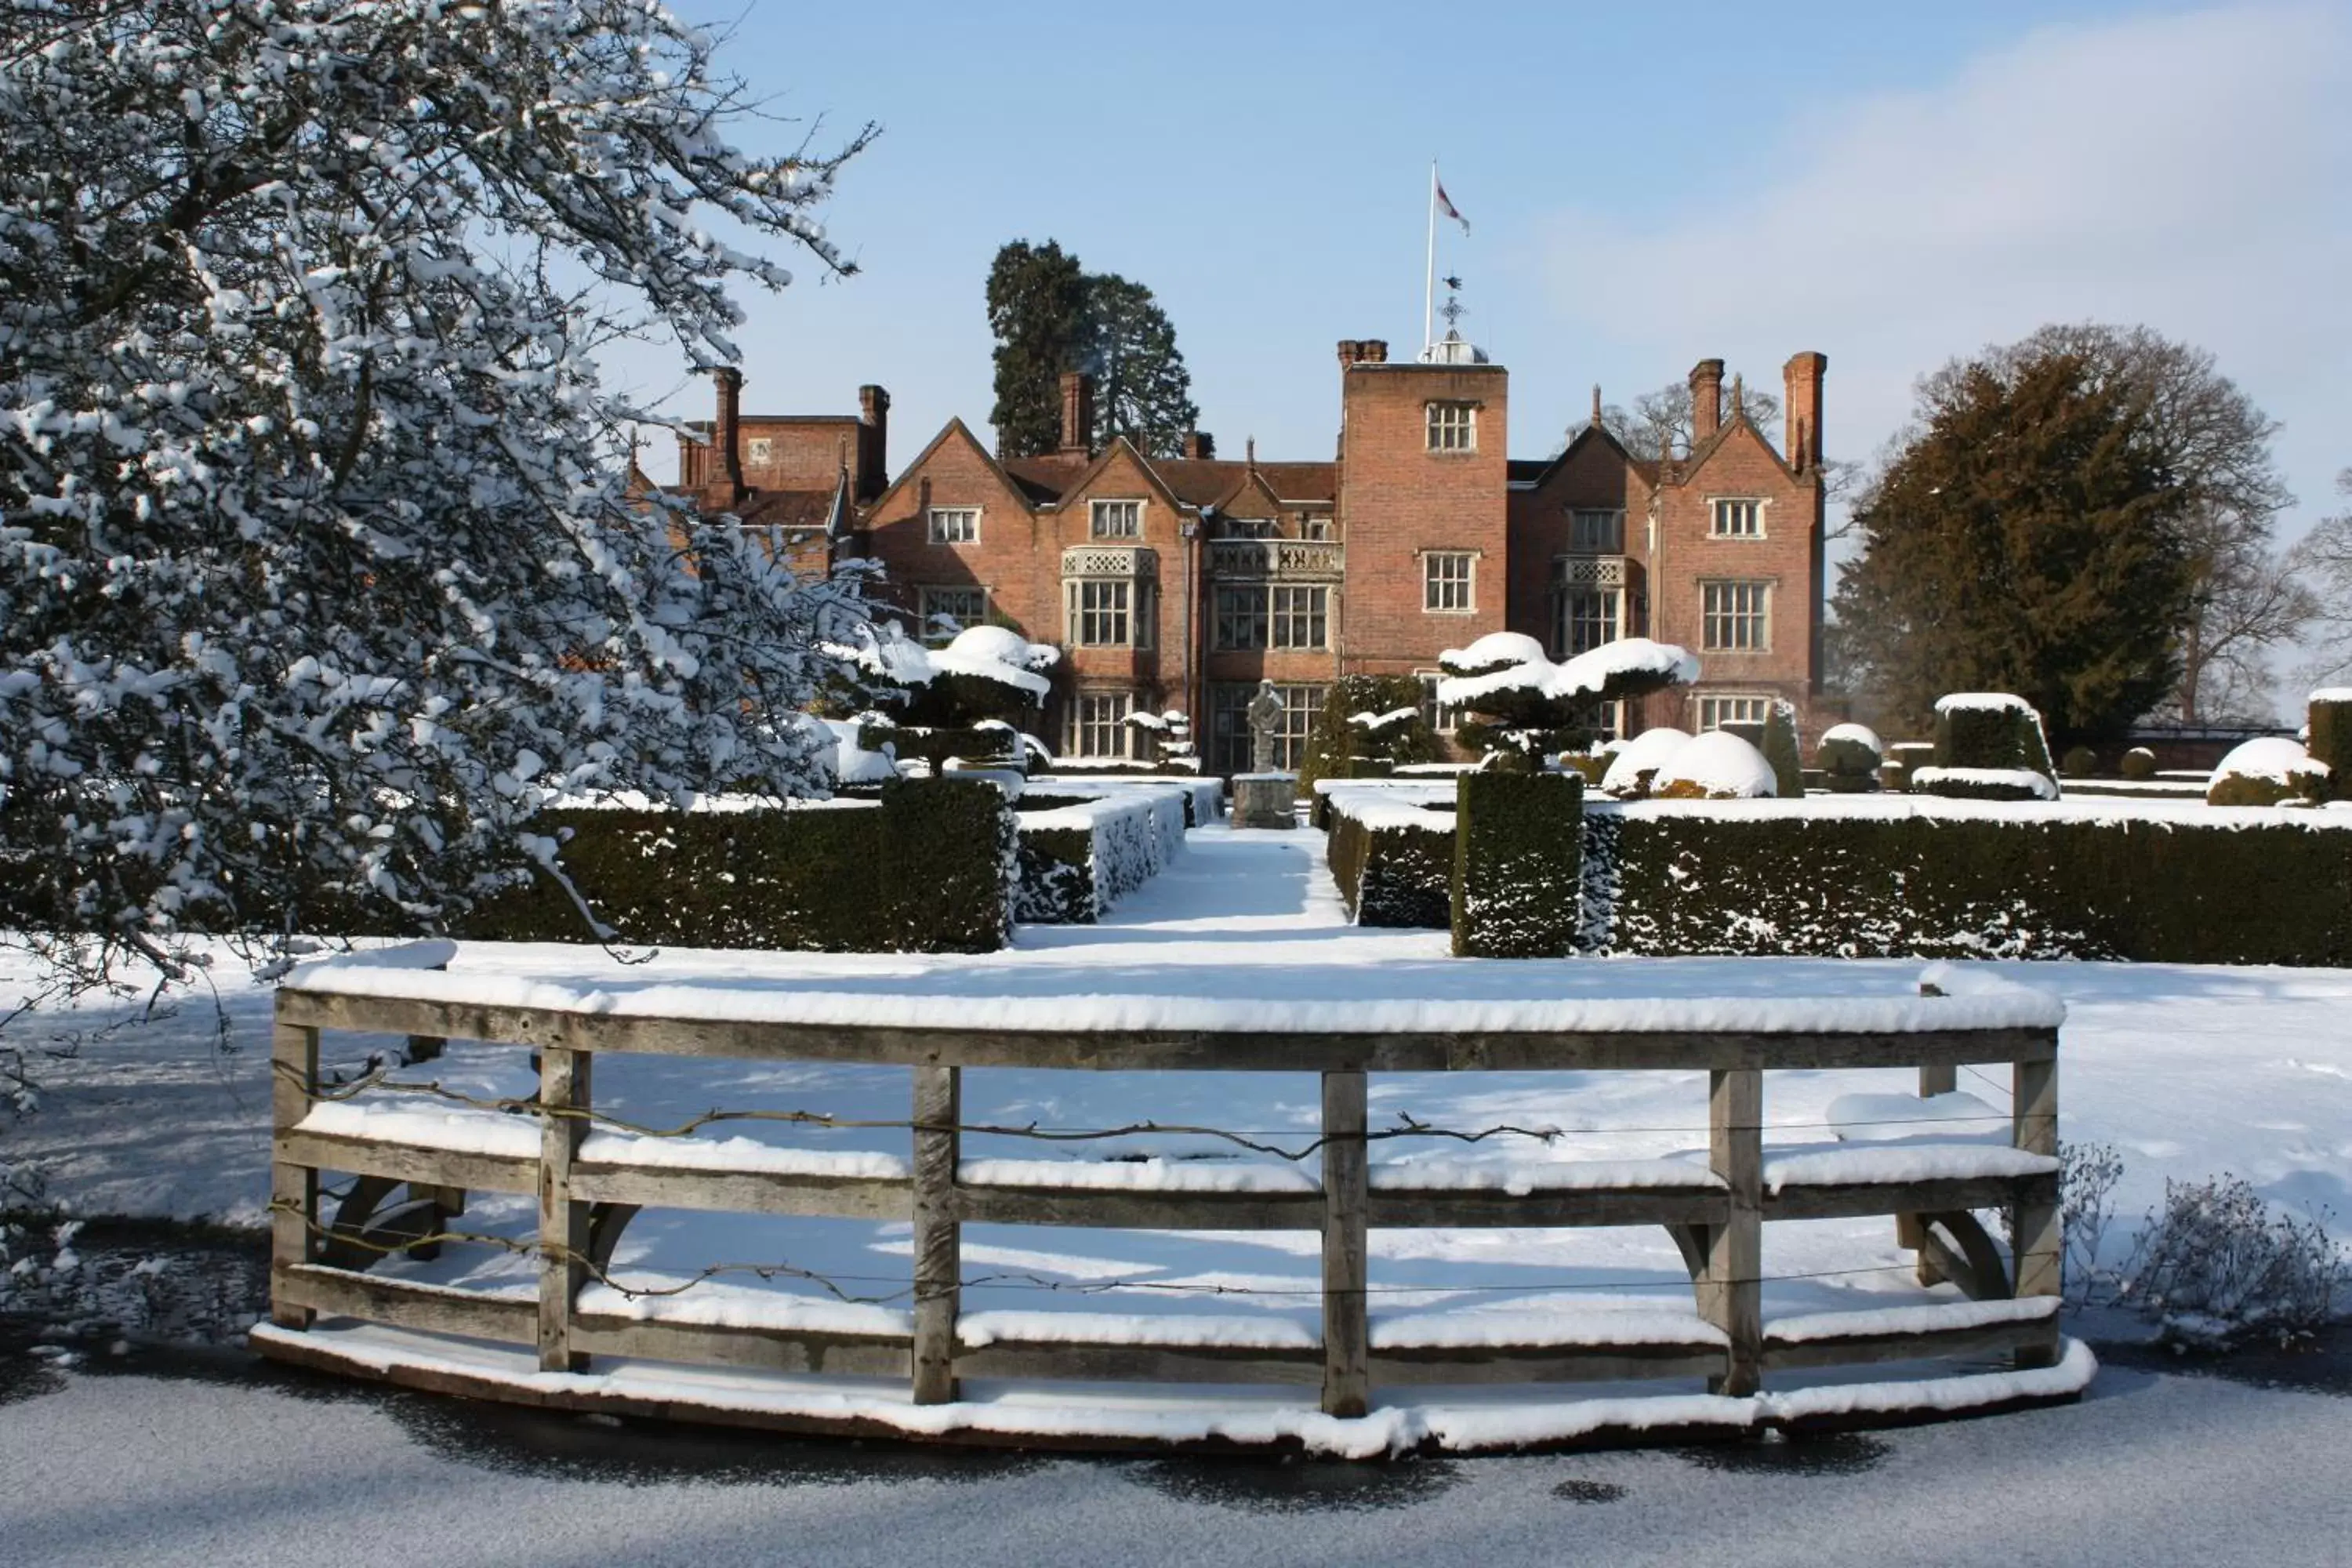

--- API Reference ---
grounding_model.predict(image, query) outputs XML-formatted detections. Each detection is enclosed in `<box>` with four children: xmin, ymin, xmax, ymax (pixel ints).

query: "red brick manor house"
<box><xmin>662</xmin><ymin>335</ymin><xmax>1831</xmax><ymax>773</ymax></box>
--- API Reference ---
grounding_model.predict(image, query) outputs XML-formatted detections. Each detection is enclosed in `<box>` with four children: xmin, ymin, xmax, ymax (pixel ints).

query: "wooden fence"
<box><xmin>263</xmin><ymin>979</ymin><xmax>2061</xmax><ymax>1421</ymax></box>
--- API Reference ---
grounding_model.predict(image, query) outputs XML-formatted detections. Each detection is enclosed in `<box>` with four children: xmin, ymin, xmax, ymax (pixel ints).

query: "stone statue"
<box><xmin>1246</xmin><ymin>679</ymin><xmax>1286</xmax><ymax>774</ymax></box>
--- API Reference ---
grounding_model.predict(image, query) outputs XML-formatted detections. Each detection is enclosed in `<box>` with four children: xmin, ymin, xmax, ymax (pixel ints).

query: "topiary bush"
<box><xmin>1453</xmin><ymin>772</ymin><xmax>1582</xmax><ymax>957</ymax></box>
<box><xmin>2309</xmin><ymin>691</ymin><xmax>2352</xmax><ymax>803</ymax></box>
<box><xmin>1817</xmin><ymin>723</ymin><xmax>1883</xmax><ymax>794</ymax></box>
<box><xmin>1761</xmin><ymin>702</ymin><xmax>1805</xmax><ymax>799</ymax></box>
<box><xmin>2061</xmin><ymin>746</ymin><xmax>2100</xmax><ymax>779</ymax></box>
<box><xmin>1326</xmin><ymin>797</ymin><xmax>1454</xmax><ymax>927</ymax></box>
<box><xmin>2206</xmin><ymin>737</ymin><xmax>2328</xmax><ymax>807</ymax></box>
<box><xmin>1298</xmin><ymin>675</ymin><xmax>1443</xmax><ymax>795</ymax></box>
<box><xmin>1913</xmin><ymin>693</ymin><xmax>2059</xmax><ymax>801</ymax></box>
<box><xmin>2120</xmin><ymin>747</ymin><xmax>2158</xmax><ymax>781</ymax></box>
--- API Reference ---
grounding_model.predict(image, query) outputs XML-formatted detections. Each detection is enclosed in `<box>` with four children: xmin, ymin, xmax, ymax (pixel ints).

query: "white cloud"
<box><xmin>1545</xmin><ymin>3</ymin><xmax>2352</xmax><ymax>537</ymax></box>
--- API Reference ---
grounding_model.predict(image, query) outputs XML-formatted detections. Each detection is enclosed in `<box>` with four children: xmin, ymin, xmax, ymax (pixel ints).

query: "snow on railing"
<box><xmin>254</xmin><ymin>970</ymin><xmax>2082</xmax><ymax>1451</ymax></box>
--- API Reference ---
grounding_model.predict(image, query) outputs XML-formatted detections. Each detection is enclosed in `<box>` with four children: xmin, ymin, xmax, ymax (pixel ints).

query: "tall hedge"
<box><xmin>1454</xmin><ymin>772</ymin><xmax>1582</xmax><ymax>957</ymax></box>
<box><xmin>2311</xmin><ymin>694</ymin><xmax>2351</xmax><ymax>803</ymax></box>
<box><xmin>461</xmin><ymin>778</ymin><xmax>1014</xmax><ymax>953</ymax></box>
<box><xmin>1327</xmin><ymin>804</ymin><xmax>1454</xmax><ymax>927</ymax></box>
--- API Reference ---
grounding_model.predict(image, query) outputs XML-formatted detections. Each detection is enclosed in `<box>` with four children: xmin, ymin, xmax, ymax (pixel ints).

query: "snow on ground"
<box><xmin>6</xmin><ymin>823</ymin><xmax>2351</xmax><ymax>1346</ymax></box>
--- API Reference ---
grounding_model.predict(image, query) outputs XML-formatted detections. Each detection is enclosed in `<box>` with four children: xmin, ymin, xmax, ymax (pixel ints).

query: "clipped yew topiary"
<box><xmin>1888</xmin><ymin>742</ymin><xmax>1936</xmax><ymax>788</ymax></box>
<box><xmin>1912</xmin><ymin>693</ymin><xmax>2059</xmax><ymax>800</ymax></box>
<box><xmin>2061</xmin><ymin>746</ymin><xmax>2100</xmax><ymax>779</ymax></box>
<box><xmin>1454</xmin><ymin>771</ymin><xmax>1583</xmax><ymax>957</ymax></box>
<box><xmin>2206</xmin><ymin>737</ymin><xmax>2328</xmax><ymax>807</ymax></box>
<box><xmin>1326</xmin><ymin>799</ymin><xmax>1455</xmax><ymax>927</ymax></box>
<box><xmin>1761</xmin><ymin>701</ymin><xmax>1805</xmax><ymax>799</ymax></box>
<box><xmin>1817</xmin><ymin>723</ymin><xmax>1883</xmax><ymax>794</ymax></box>
<box><xmin>1298</xmin><ymin>674</ymin><xmax>1443</xmax><ymax>795</ymax></box>
<box><xmin>2310</xmin><ymin>691</ymin><xmax>2352</xmax><ymax>802</ymax></box>
<box><xmin>2120</xmin><ymin>747</ymin><xmax>2158</xmax><ymax>780</ymax></box>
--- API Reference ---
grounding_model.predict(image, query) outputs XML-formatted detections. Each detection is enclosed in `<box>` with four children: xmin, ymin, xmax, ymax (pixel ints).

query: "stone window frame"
<box><xmin>1568</xmin><ymin>507</ymin><xmax>1624</xmax><ymax>554</ymax></box>
<box><xmin>1700</xmin><ymin>579</ymin><xmax>1773</xmax><ymax>652</ymax></box>
<box><xmin>1090</xmin><ymin>498</ymin><xmax>1145</xmax><ymax>539</ymax></box>
<box><xmin>1708</xmin><ymin>496</ymin><xmax>1768</xmax><ymax>539</ymax></box>
<box><xmin>1554</xmin><ymin>585</ymin><xmax>1623</xmax><ymax>659</ymax></box>
<box><xmin>1694</xmin><ymin>693</ymin><xmax>1773</xmax><ymax>731</ymax></box>
<box><xmin>1425</xmin><ymin>401</ymin><xmax>1478</xmax><ymax>453</ymax></box>
<box><xmin>1069</xmin><ymin>689</ymin><xmax>1136</xmax><ymax>760</ymax></box>
<box><xmin>916</xmin><ymin>585</ymin><xmax>987</xmax><ymax>646</ymax></box>
<box><xmin>1422</xmin><ymin>550</ymin><xmax>1477</xmax><ymax>614</ymax></box>
<box><xmin>927</xmin><ymin>506</ymin><xmax>980</xmax><ymax>545</ymax></box>
<box><xmin>1066</xmin><ymin>576</ymin><xmax>1149</xmax><ymax>649</ymax></box>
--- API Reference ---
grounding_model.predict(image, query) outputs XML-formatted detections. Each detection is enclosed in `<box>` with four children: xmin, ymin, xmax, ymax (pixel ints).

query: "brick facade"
<box><xmin>673</xmin><ymin>342</ymin><xmax>1829</xmax><ymax>764</ymax></box>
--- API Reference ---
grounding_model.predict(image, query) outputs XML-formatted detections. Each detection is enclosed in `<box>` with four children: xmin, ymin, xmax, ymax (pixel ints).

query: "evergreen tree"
<box><xmin>1086</xmin><ymin>274</ymin><xmax>1199</xmax><ymax>459</ymax></box>
<box><xmin>985</xmin><ymin>240</ymin><xmax>1089</xmax><ymax>457</ymax></box>
<box><xmin>985</xmin><ymin>244</ymin><xmax>1196</xmax><ymax>459</ymax></box>
<box><xmin>1833</xmin><ymin>344</ymin><xmax>2198</xmax><ymax>743</ymax></box>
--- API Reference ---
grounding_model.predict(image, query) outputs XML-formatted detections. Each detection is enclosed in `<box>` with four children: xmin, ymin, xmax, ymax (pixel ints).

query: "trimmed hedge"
<box><xmin>1012</xmin><ymin>789</ymin><xmax>1189</xmax><ymax>924</ymax></box>
<box><xmin>2312</xmin><ymin>695</ymin><xmax>2350</xmax><ymax>803</ymax></box>
<box><xmin>1586</xmin><ymin>803</ymin><xmax>2352</xmax><ymax>966</ymax></box>
<box><xmin>1453</xmin><ymin>772</ymin><xmax>1582</xmax><ymax>957</ymax></box>
<box><xmin>1326</xmin><ymin>797</ymin><xmax>1454</xmax><ymax>927</ymax></box>
<box><xmin>462</xmin><ymin>778</ymin><xmax>1014</xmax><ymax>953</ymax></box>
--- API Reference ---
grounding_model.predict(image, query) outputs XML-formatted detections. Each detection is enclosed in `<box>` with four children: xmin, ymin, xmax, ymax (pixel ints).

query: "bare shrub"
<box><xmin>2116</xmin><ymin>1174</ymin><xmax>2347</xmax><ymax>1346</ymax></box>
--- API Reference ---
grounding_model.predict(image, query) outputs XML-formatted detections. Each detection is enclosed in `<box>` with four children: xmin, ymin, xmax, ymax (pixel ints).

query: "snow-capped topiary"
<box><xmin>1600</xmin><ymin>727</ymin><xmax>1693</xmax><ymax>798</ymax></box>
<box><xmin>1435</xmin><ymin>637</ymin><xmax>1699</xmax><ymax>768</ymax></box>
<box><xmin>1917</xmin><ymin>691</ymin><xmax>2059</xmax><ymax>802</ymax></box>
<box><xmin>1650</xmin><ymin>731</ymin><xmax>1778</xmax><ymax>800</ymax></box>
<box><xmin>2207</xmin><ymin>737</ymin><xmax>2328</xmax><ymax>808</ymax></box>
<box><xmin>1817</xmin><ymin>722</ymin><xmax>1883</xmax><ymax>793</ymax></box>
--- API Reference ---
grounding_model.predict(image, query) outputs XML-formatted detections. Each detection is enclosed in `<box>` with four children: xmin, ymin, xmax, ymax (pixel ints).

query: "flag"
<box><xmin>1436</xmin><ymin>177</ymin><xmax>1470</xmax><ymax>235</ymax></box>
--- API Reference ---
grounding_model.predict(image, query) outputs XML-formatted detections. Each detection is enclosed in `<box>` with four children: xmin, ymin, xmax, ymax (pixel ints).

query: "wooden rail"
<box><xmin>264</xmin><ymin>981</ymin><xmax>2064</xmax><ymax>1417</ymax></box>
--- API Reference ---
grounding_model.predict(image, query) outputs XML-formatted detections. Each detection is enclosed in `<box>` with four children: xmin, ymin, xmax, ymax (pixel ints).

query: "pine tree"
<box><xmin>1086</xmin><ymin>274</ymin><xmax>1198</xmax><ymax>459</ymax></box>
<box><xmin>985</xmin><ymin>241</ymin><xmax>1089</xmax><ymax>457</ymax></box>
<box><xmin>1834</xmin><ymin>345</ymin><xmax>2198</xmax><ymax>742</ymax></box>
<box><xmin>985</xmin><ymin>244</ymin><xmax>1196</xmax><ymax>459</ymax></box>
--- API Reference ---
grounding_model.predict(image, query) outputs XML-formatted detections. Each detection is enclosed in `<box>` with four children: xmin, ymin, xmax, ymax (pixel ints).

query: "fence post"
<box><xmin>538</xmin><ymin>1045</ymin><xmax>592</xmax><ymax>1373</ymax></box>
<box><xmin>1321</xmin><ymin>1069</ymin><xmax>1370</xmax><ymax>1418</ymax></box>
<box><xmin>270</xmin><ymin>1017</ymin><xmax>320</xmax><ymax>1329</ymax></box>
<box><xmin>2013</xmin><ymin>1050</ymin><xmax>2062</xmax><ymax>1364</ymax></box>
<box><xmin>1702</xmin><ymin>1066</ymin><xmax>1763</xmax><ymax>1396</ymax></box>
<box><xmin>1904</xmin><ymin>983</ymin><xmax>1958</xmax><ymax>1261</ymax></box>
<box><xmin>912</xmin><ymin>1064</ymin><xmax>962</xmax><ymax>1404</ymax></box>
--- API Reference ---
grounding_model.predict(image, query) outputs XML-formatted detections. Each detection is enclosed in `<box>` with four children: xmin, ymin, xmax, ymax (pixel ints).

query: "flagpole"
<box><xmin>1423</xmin><ymin>159</ymin><xmax>1439</xmax><ymax>357</ymax></box>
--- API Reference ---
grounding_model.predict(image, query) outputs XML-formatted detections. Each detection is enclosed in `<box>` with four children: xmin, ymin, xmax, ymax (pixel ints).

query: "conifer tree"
<box><xmin>985</xmin><ymin>240</ymin><xmax>1089</xmax><ymax>458</ymax></box>
<box><xmin>1834</xmin><ymin>344</ymin><xmax>2198</xmax><ymax>742</ymax></box>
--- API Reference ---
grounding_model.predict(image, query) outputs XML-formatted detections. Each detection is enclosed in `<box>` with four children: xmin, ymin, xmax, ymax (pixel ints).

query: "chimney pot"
<box><xmin>1361</xmin><ymin>339</ymin><xmax>1388</xmax><ymax>365</ymax></box>
<box><xmin>1336</xmin><ymin>339</ymin><xmax>1363</xmax><ymax>368</ymax></box>
<box><xmin>856</xmin><ymin>383</ymin><xmax>890</xmax><ymax>501</ymax></box>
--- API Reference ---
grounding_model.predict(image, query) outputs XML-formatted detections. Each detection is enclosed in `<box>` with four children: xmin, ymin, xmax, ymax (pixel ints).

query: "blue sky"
<box><xmin>611</xmin><ymin>1</ymin><xmax>2351</xmax><ymax>550</ymax></box>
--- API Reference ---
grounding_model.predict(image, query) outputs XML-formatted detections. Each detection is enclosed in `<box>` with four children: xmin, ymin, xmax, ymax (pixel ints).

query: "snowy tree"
<box><xmin>0</xmin><ymin>0</ymin><xmax>879</xmax><ymax>970</ymax></box>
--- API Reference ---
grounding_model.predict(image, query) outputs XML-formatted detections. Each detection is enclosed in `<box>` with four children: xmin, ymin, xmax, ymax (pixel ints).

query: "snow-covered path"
<box><xmin>2</xmin><ymin>1349</ymin><xmax>2347</xmax><ymax>1568</ymax></box>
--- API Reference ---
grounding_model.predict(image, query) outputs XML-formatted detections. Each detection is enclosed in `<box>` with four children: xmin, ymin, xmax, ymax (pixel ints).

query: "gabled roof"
<box><xmin>1000</xmin><ymin>452</ymin><xmax>1336</xmax><ymax>510</ymax></box>
<box><xmin>1513</xmin><ymin>423</ymin><xmax>1663</xmax><ymax>492</ymax></box>
<box><xmin>859</xmin><ymin>418</ymin><xmax>1044</xmax><ymax>517</ymax></box>
<box><xmin>1679</xmin><ymin>404</ymin><xmax>1801</xmax><ymax>486</ymax></box>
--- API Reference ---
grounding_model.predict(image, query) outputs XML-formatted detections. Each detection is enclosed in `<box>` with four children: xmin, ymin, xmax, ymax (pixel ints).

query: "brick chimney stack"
<box><xmin>1182</xmin><ymin>431</ymin><xmax>1214</xmax><ymax>459</ymax></box>
<box><xmin>1783</xmin><ymin>352</ymin><xmax>1827</xmax><ymax>474</ymax></box>
<box><xmin>1688</xmin><ymin>358</ymin><xmax>1724</xmax><ymax>445</ymax></box>
<box><xmin>1058</xmin><ymin>370</ymin><xmax>1095</xmax><ymax>459</ymax></box>
<box><xmin>856</xmin><ymin>383</ymin><xmax>891</xmax><ymax>501</ymax></box>
<box><xmin>1336</xmin><ymin>339</ymin><xmax>1365</xmax><ymax>368</ymax></box>
<box><xmin>1360</xmin><ymin>339</ymin><xmax>1389</xmax><ymax>365</ymax></box>
<box><xmin>711</xmin><ymin>366</ymin><xmax>745</xmax><ymax>501</ymax></box>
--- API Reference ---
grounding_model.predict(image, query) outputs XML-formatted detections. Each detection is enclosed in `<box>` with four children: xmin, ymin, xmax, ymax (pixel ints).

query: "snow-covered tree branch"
<box><xmin>1</xmin><ymin>0</ymin><xmax>878</xmax><ymax>954</ymax></box>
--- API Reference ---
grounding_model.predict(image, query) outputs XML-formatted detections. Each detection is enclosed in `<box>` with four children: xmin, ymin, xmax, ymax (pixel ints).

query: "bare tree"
<box><xmin>2292</xmin><ymin>470</ymin><xmax>2352</xmax><ymax>692</ymax></box>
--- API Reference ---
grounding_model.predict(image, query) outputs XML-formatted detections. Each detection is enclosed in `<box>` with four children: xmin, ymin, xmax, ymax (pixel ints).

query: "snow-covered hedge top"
<box><xmin>1651</xmin><ymin>731</ymin><xmax>1777</xmax><ymax>798</ymax></box>
<box><xmin>1435</xmin><ymin>638</ymin><xmax>1700</xmax><ymax>707</ymax></box>
<box><xmin>2309</xmin><ymin>688</ymin><xmax>2352</xmax><ymax>704</ymax></box>
<box><xmin>2212</xmin><ymin>737</ymin><xmax>2328</xmax><ymax>784</ymax></box>
<box><xmin>1599</xmin><ymin>726</ymin><xmax>1692</xmax><ymax>794</ymax></box>
<box><xmin>1934</xmin><ymin>691</ymin><xmax>2035</xmax><ymax>715</ymax></box>
<box><xmin>1437</xmin><ymin>630</ymin><xmax>1548</xmax><ymax>672</ymax></box>
<box><xmin>1820</xmin><ymin>722</ymin><xmax>1884</xmax><ymax>754</ymax></box>
<box><xmin>1911</xmin><ymin>765</ymin><xmax>2060</xmax><ymax>800</ymax></box>
<box><xmin>1325</xmin><ymin>792</ymin><xmax>1456</xmax><ymax>833</ymax></box>
<box><xmin>281</xmin><ymin>954</ymin><xmax>2064</xmax><ymax>1036</ymax></box>
<box><xmin>1591</xmin><ymin>792</ymin><xmax>2352</xmax><ymax>829</ymax></box>
<box><xmin>826</xmin><ymin>623</ymin><xmax>1059</xmax><ymax>699</ymax></box>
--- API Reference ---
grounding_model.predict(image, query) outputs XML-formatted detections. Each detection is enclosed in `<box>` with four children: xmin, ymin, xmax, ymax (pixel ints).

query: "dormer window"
<box><xmin>1091</xmin><ymin>499</ymin><xmax>1142</xmax><ymax>539</ymax></box>
<box><xmin>1426</xmin><ymin>401</ymin><xmax>1477</xmax><ymax>452</ymax></box>
<box><xmin>1711</xmin><ymin>498</ymin><xmax>1765</xmax><ymax>538</ymax></box>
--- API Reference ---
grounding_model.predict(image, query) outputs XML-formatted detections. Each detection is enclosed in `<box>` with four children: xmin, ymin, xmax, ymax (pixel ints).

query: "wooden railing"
<box><xmin>263</xmin><ymin>976</ymin><xmax>2062</xmax><ymax>1420</ymax></box>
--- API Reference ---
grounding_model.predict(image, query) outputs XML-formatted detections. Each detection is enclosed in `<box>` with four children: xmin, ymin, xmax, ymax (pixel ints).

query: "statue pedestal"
<box><xmin>1232</xmin><ymin>772</ymin><xmax>1297</xmax><ymax>830</ymax></box>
